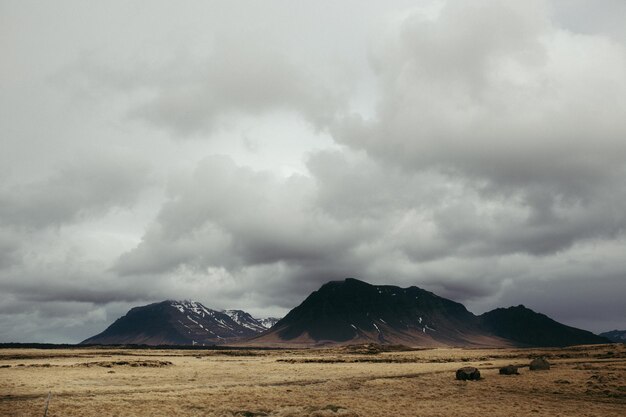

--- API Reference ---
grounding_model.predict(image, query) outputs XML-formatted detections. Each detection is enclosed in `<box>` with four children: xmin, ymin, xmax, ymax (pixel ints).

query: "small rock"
<box><xmin>499</xmin><ymin>365</ymin><xmax>519</xmax><ymax>375</ymax></box>
<box><xmin>529</xmin><ymin>358</ymin><xmax>550</xmax><ymax>371</ymax></box>
<box><xmin>456</xmin><ymin>366</ymin><xmax>481</xmax><ymax>381</ymax></box>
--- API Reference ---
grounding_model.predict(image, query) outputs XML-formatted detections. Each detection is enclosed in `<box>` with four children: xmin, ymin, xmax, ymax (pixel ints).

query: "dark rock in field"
<box><xmin>322</xmin><ymin>405</ymin><xmax>343</xmax><ymax>412</ymax></box>
<box><xmin>456</xmin><ymin>366</ymin><xmax>481</xmax><ymax>380</ymax></box>
<box><xmin>499</xmin><ymin>365</ymin><xmax>519</xmax><ymax>375</ymax></box>
<box><xmin>529</xmin><ymin>357</ymin><xmax>550</xmax><ymax>371</ymax></box>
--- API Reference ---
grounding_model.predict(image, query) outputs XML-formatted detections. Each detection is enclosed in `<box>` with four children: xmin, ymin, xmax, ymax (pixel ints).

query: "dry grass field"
<box><xmin>1</xmin><ymin>343</ymin><xmax>625</xmax><ymax>417</ymax></box>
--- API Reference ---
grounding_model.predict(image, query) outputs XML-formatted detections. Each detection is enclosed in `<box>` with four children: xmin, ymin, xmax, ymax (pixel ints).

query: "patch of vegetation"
<box><xmin>233</xmin><ymin>410</ymin><xmax>269</xmax><ymax>416</ymax></box>
<box><xmin>75</xmin><ymin>360</ymin><xmax>173</xmax><ymax>368</ymax></box>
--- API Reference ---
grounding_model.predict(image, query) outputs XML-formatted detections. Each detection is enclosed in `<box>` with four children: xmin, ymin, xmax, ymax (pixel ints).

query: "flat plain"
<box><xmin>1</xmin><ymin>343</ymin><xmax>625</xmax><ymax>417</ymax></box>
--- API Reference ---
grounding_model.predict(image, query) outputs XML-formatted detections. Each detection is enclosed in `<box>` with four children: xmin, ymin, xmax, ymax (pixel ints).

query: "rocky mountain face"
<box><xmin>248</xmin><ymin>278</ymin><xmax>610</xmax><ymax>347</ymax></box>
<box><xmin>81</xmin><ymin>300</ymin><xmax>277</xmax><ymax>346</ymax></box>
<box><xmin>600</xmin><ymin>330</ymin><xmax>626</xmax><ymax>343</ymax></box>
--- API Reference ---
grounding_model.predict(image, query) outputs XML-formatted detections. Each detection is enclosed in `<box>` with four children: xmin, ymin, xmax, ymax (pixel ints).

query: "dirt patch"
<box><xmin>75</xmin><ymin>360</ymin><xmax>173</xmax><ymax>368</ymax></box>
<box><xmin>336</xmin><ymin>343</ymin><xmax>418</xmax><ymax>355</ymax></box>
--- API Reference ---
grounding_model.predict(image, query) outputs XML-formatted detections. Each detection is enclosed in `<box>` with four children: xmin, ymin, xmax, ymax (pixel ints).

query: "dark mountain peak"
<box><xmin>486</xmin><ymin>304</ymin><xmax>538</xmax><ymax>316</ymax></box>
<box><xmin>317</xmin><ymin>277</ymin><xmax>372</xmax><ymax>291</ymax></box>
<box><xmin>480</xmin><ymin>305</ymin><xmax>609</xmax><ymax>347</ymax></box>
<box><xmin>326</xmin><ymin>277</ymin><xmax>362</xmax><ymax>284</ymax></box>
<box><xmin>265</xmin><ymin>278</ymin><xmax>480</xmax><ymax>345</ymax></box>
<box><xmin>336</xmin><ymin>277</ymin><xmax>370</xmax><ymax>285</ymax></box>
<box><xmin>599</xmin><ymin>329</ymin><xmax>626</xmax><ymax>343</ymax></box>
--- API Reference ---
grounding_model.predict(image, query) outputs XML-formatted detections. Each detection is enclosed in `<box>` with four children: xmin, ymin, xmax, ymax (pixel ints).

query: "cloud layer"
<box><xmin>1</xmin><ymin>0</ymin><xmax>626</xmax><ymax>342</ymax></box>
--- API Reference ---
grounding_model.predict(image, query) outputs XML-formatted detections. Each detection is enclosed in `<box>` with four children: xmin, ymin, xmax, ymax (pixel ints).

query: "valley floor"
<box><xmin>1</xmin><ymin>344</ymin><xmax>625</xmax><ymax>417</ymax></box>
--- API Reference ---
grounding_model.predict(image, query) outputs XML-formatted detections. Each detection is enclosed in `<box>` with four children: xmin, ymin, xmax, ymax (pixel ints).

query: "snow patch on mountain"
<box><xmin>168</xmin><ymin>301</ymin><xmax>281</xmax><ymax>334</ymax></box>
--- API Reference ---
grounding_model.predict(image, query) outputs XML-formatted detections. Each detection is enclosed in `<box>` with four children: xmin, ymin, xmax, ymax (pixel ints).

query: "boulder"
<box><xmin>499</xmin><ymin>365</ymin><xmax>519</xmax><ymax>375</ymax></box>
<box><xmin>456</xmin><ymin>366</ymin><xmax>481</xmax><ymax>381</ymax></box>
<box><xmin>529</xmin><ymin>358</ymin><xmax>550</xmax><ymax>371</ymax></box>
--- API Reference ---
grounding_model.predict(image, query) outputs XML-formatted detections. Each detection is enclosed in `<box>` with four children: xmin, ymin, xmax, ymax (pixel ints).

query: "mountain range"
<box><xmin>82</xmin><ymin>300</ymin><xmax>279</xmax><ymax>346</ymax></box>
<box><xmin>248</xmin><ymin>278</ymin><xmax>608</xmax><ymax>347</ymax></box>
<box><xmin>82</xmin><ymin>278</ymin><xmax>611</xmax><ymax>347</ymax></box>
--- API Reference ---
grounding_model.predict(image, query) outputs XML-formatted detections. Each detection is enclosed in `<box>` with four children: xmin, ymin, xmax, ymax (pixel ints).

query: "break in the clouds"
<box><xmin>1</xmin><ymin>0</ymin><xmax>626</xmax><ymax>343</ymax></box>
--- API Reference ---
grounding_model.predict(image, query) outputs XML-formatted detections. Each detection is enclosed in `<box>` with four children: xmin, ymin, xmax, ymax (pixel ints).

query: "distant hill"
<box><xmin>248</xmin><ymin>278</ymin><xmax>610</xmax><ymax>348</ymax></box>
<box><xmin>81</xmin><ymin>300</ymin><xmax>277</xmax><ymax>346</ymax></box>
<box><xmin>479</xmin><ymin>305</ymin><xmax>609</xmax><ymax>347</ymax></box>
<box><xmin>600</xmin><ymin>329</ymin><xmax>626</xmax><ymax>343</ymax></box>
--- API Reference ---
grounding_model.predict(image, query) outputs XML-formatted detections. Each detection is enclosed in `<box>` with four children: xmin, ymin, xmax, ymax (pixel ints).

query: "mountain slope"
<box><xmin>249</xmin><ymin>278</ymin><xmax>508</xmax><ymax>347</ymax></box>
<box><xmin>82</xmin><ymin>301</ymin><xmax>272</xmax><ymax>345</ymax></box>
<box><xmin>248</xmin><ymin>278</ymin><xmax>609</xmax><ymax>348</ymax></box>
<box><xmin>478</xmin><ymin>305</ymin><xmax>610</xmax><ymax>347</ymax></box>
<box><xmin>599</xmin><ymin>329</ymin><xmax>626</xmax><ymax>343</ymax></box>
<box><xmin>223</xmin><ymin>310</ymin><xmax>268</xmax><ymax>333</ymax></box>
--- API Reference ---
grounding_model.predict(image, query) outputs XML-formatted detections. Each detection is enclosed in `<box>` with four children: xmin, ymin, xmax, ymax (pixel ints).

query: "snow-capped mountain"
<box><xmin>223</xmin><ymin>309</ymin><xmax>268</xmax><ymax>333</ymax></box>
<box><xmin>82</xmin><ymin>300</ymin><xmax>278</xmax><ymax>346</ymax></box>
<box><xmin>258</xmin><ymin>317</ymin><xmax>281</xmax><ymax>329</ymax></box>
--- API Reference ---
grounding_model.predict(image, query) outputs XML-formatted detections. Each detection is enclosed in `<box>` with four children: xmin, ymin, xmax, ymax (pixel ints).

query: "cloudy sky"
<box><xmin>2</xmin><ymin>0</ymin><xmax>626</xmax><ymax>343</ymax></box>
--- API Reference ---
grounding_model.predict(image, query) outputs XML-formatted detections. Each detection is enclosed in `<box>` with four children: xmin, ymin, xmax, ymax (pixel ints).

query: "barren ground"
<box><xmin>1</xmin><ymin>343</ymin><xmax>625</xmax><ymax>417</ymax></box>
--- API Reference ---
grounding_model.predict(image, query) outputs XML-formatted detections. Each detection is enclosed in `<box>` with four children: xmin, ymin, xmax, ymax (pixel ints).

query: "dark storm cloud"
<box><xmin>114</xmin><ymin>155</ymin><xmax>369</xmax><ymax>277</ymax></box>
<box><xmin>333</xmin><ymin>0</ymin><xmax>626</xmax><ymax>255</ymax></box>
<box><xmin>111</xmin><ymin>149</ymin><xmax>613</xmax><ymax>308</ymax></box>
<box><xmin>466</xmin><ymin>242</ymin><xmax>626</xmax><ymax>332</ymax></box>
<box><xmin>72</xmin><ymin>34</ymin><xmax>345</xmax><ymax>138</ymax></box>
<box><xmin>336</xmin><ymin>1</ymin><xmax>626</xmax><ymax>186</ymax></box>
<box><xmin>3</xmin><ymin>273</ymin><xmax>145</xmax><ymax>304</ymax></box>
<box><xmin>105</xmin><ymin>1</ymin><xmax>626</xmax><ymax>335</ymax></box>
<box><xmin>0</xmin><ymin>153</ymin><xmax>152</xmax><ymax>229</ymax></box>
<box><xmin>134</xmin><ymin>42</ymin><xmax>341</xmax><ymax>136</ymax></box>
<box><xmin>0</xmin><ymin>148</ymin><xmax>156</xmax><ymax>341</ymax></box>
<box><xmin>0</xmin><ymin>232</ymin><xmax>20</xmax><ymax>269</ymax></box>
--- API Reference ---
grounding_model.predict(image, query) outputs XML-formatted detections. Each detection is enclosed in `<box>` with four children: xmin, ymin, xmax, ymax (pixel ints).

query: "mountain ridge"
<box><xmin>247</xmin><ymin>278</ymin><xmax>609</xmax><ymax>347</ymax></box>
<box><xmin>83</xmin><ymin>278</ymin><xmax>611</xmax><ymax>347</ymax></box>
<box><xmin>81</xmin><ymin>300</ymin><xmax>278</xmax><ymax>346</ymax></box>
<box><xmin>600</xmin><ymin>329</ymin><xmax>626</xmax><ymax>343</ymax></box>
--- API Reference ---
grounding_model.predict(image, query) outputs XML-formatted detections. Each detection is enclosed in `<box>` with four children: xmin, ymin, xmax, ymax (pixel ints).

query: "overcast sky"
<box><xmin>1</xmin><ymin>0</ymin><xmax>626</xmax><ymax>343</ymax></box>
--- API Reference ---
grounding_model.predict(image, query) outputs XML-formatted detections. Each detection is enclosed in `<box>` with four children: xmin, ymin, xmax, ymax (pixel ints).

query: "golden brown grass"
<box><xmin>1</xmin><ymin>344</ymin><xmax>625</xmax><ymax>416</ymax></box>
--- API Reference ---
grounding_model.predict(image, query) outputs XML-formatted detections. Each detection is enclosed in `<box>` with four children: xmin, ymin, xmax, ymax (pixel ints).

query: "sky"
<box><xmin>1</xmin><ymin>0</ymin><xmax>626</xmax><ymax>343</ymax></box>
